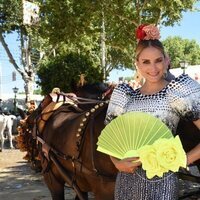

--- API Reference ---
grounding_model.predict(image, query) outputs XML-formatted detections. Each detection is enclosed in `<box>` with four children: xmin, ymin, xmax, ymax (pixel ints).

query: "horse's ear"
<box><xmin>17</xmin><ymin>107</ymin><xmax>27</xmax><ymax>119</ymax></box>
<box><xmin>102</xmin><ymin>85</ymin><xmax>114</xmax><ymax>100</ymax></box>
<box><xmin>98</xmin><ymin>82</ymin><xmax>109</xmax><ymax>92</ymax></box>
<box><xmin>70</xmin><ymin>79</ymin><xmax>78</xmax><ymax>93</ymax></box>
<box><xmin>70</xmin><ymin>74</ymin><xmax>87</xmax><ymax>94</ymax></box>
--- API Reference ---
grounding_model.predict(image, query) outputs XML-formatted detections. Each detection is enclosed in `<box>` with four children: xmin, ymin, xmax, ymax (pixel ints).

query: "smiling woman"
<box><xmin>105</xmin><ymin>24</ymin><xmax>200</xmax><ymax>200</ymax></box>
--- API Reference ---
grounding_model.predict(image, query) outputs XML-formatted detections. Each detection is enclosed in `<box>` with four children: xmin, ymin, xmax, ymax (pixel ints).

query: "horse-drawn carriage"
<box><xmin>17</xmin><ymin>83</ymin><xmax>200</xmax><ymax>200</ymax></box>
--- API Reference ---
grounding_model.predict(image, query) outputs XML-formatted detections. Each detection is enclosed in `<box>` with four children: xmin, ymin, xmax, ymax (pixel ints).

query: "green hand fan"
<box><xmin>97</xmin><ymin>111</ymin><xmax>173</xmax><ymax>159</ymax></box>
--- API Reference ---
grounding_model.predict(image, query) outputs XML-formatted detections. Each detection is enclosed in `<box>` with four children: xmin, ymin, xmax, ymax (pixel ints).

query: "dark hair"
<box><xmin>135</xmin><ymin>39</ymin><xmax>166</xmax><ymax>60</ymax></box>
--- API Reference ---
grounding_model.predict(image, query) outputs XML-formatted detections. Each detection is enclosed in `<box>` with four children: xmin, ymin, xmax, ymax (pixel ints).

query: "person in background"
<box><xmin>133</xmin><ymin>69</ymin><xmax>145</xmax><ymax>89</ymax></box>
<box><xmin>165</xmin><ymin>53</ymin><xmax>175</xmax><ymax>82</ymax></box>
<box><xmin>26</xmin><ymin>100</ymin><xmax>37</xmax><ymax>115</ymax></box>
<box><xmin>105</xmin><ymin>24</ymin><xmax>200</xmax><ymax>200</ymax></box>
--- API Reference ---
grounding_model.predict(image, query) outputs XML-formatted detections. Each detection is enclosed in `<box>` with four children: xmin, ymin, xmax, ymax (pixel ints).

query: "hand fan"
<box><xmin>97</xmin><ymin>111</ymin><xmax>173</xmax><ymax>159</ymax></box>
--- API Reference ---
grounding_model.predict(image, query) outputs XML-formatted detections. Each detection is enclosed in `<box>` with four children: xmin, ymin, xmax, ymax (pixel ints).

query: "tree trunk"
<box><xmin>101</xmin><ymin>9</ymin><xmax>107</xmax><ymax>82</ymax></box>
<box><xmin>0</xmin><ymin>30</ymin><xmax>35</xmax><ymax>103</ymax></box>
<box><xmin>21</xmin><ymin>33</ymin><xmax>34</xmax><ymax>102</ymax></box>
<box><xmin>23</xmin><ymin>74</ymin><xmax>34</xmax><ymax>102</ymax></box>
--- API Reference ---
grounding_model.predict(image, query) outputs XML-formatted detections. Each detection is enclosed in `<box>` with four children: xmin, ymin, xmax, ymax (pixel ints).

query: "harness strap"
<box><xmin>36</xmin><ymin>135</ymin><xmax>86</xmax><ymax>200</ymax></box>
<box><xmin>49</xmin><ymin>153</ymin><xmax>86</xmax><ymax>200</ymax></box>
<box><xmin>89</xmin><ymin>114</ymin><xmax>97</xmax><ymax>172</ymax></box>
<box><xmin>36</xmin><ymin>134</ymin><xmax>116</xmax><ymax>180</ymax></box>
<box><xmin>37</xmin><ymin>136</ymin><xmax>73</xmax><ymax>161</ymax></box>
<box><xmin>60</xmin><ymin>92</ymin><xmax>109</xmax><ymax>104</ymax></box>
<box><xmin>37</xmin><ymin>136</ymin><xmax>51</xmax><ymax>160</ymax></box>
<box><xmin>34</xmin><ymin>100</ymin><xmax>116</xmax><ymax>198</ymax></box>
<box><xmin>56</xmin><ymin>94</ymin><xmax>60</xmax><ymax>102</ymax></box>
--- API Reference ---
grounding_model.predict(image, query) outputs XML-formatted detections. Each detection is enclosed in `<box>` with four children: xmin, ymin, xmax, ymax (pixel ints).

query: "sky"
<box><xmin>0</xmin><ymin>3</ymin><xmax>200</xmax><ymax>96</ymax></box>
<box><xmin>108</xmin><ymin>3</ymin><xmax>200</xmax><ymax>82</ymax></box>
<box><xmin>0</xmin><ymin>33</ymin><xmax>23</xmax><ymax>97</ymax></box>
<box><xmin>160</xmin><ymin>6</ymin><xmax>200</xmax><ymax>42</ymax></box>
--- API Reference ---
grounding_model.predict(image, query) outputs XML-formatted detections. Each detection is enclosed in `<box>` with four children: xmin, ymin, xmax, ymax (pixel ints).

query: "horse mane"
<box><xmin>75</xmin><ymin>82</ymin><xmax>110</xmax><ymax>100</ymax></box>
<box><xmin>17</xmin><ymin>107</ymin><xmax>27</xmax><ymax>119</ymax></box>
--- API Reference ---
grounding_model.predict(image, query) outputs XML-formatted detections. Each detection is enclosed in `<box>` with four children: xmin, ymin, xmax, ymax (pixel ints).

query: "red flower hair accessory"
<box><xmin>136</xmin><ymin>24</ymin><xmax>160</xmax><ymax>41</ymax></box>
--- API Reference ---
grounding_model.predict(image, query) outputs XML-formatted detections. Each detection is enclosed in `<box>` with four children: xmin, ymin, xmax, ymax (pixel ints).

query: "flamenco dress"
<box><xmin>105</xmin><ymin>74</ymin><xmax>200</xmax><ymax>200</ymax></box>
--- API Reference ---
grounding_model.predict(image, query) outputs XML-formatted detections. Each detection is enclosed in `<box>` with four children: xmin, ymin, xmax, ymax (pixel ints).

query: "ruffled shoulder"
<box><xmin>105</xmin><ymin>83</ymin><xmax>134</xmax><ymax>124</ymax></box>
<box><xmin>167</xmin><ymin>74</ymin><xmax>200</xmax><ymax>121</ymax></box>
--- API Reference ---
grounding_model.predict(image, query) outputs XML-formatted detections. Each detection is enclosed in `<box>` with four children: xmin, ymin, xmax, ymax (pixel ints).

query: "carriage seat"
<box><xmin>37</xmin><ymin>93</ymin><xmax>77</xmax><ymax>133</ymax></box>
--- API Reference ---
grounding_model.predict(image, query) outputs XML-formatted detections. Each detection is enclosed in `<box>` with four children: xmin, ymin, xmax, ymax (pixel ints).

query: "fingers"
<box><xmin>131</xmin><ymin>166</ymin><xmax>139</xmax><ymax>173</ymax></box>
<box><xmin>122</xmin><ymin>166</ymin><xmax>138</xmax><ymax>173</ymax></box>
<box><xmin>112</xmin><ymin>156</ymin><xmax>142</xmax><ymax>173</ymax></box>
<box><xmin>116</xmin><ymin>158</ymin><xmax>141</xmax><ymax>173</ymax></box>
<box><xmin>133</xmin><ymin>160</ymin><xmax>142</xmax><ymax>167</ymax></box>
<box><xmin>124</xmin><ymin>157</ymin><xmax>139</xmax><ymax>162</ymax></box>
<box><xmin>123</xmin><ymin>157</ymin><xmax>141</xmax><ymax>166</ymax></box>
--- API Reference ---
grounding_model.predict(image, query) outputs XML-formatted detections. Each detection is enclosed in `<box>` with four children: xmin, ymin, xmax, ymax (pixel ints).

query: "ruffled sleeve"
<box><xmin>105</xmin><ymin>83</ymin><xmax>134</xmax><ymax>124</ymax></box>
<box><xmin>168</xmin><ymin>74</ymin><xmax>200</xmax><ymax>121</ymax></box>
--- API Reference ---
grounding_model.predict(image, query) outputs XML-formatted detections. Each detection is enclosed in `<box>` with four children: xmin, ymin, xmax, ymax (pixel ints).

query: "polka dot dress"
<box><xmin>105</xmin><ymin>74</ymin><xmax>200</xmax><ymax>200</ymax></box>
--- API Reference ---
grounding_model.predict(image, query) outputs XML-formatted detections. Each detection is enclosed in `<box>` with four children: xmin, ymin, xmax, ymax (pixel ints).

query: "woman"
<box><xmin>105</xmin><ymin>24</ymin><xmax>200</xmax><ymax>200</ymax></box>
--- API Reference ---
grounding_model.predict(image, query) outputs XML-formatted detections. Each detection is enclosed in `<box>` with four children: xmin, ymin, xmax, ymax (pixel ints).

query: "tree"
<box><xmin>0</xmin><ymin>0</ymin><xmax>199</xmax><ymax>97</ymax></box>
<box><xmin>37</xmin><ymin>53</ymin><xmax>103</xmax><ymax>95</ymax></box>
<box><xmin>163</xmin><ymin>36</ymin><xmax>200</xmax><ymax>67</ymax></box>
<box><xmin>37</xmin><ymin>0</ymin><xmax>199</xmax><ymax>80</ymax></box>
<box><xmin>0</xmin><ymin>0</ymin><xmax>42</xmax><ymax>102</ymax></box>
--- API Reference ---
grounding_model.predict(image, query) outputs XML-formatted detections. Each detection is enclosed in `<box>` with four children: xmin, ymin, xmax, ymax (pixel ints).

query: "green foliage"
<box><xmin>33</xmin><ymin>88</ymin><xmax>42</xmax><ymax>95</ymax></box>
<box><xmin>37</xmin><ymin>52</ymin><xmax>103</xmax><ymax>95</ymax></box>
<box><xmin>1</xmin><ymin>0</ymin><xmax>199</xmax><ymax>86</ymax></box>
<box><xmin>163</xmin><ymin>36</ymin><xmax>200</xmax><ymax>67</ymax></box>
<box><xmin>141</xmin><ymin>0</ymin><xmax>196</xmax><ymax>25</ymax></box>
<box><xmin>0</xmin><ymin>0</ymin><xmax>23</xmax><ymax>32</ymax></box>
<box><xmin>35</xmin><ymin>0</ymin><xmax>199</xmax><ymax>77</ymax></box>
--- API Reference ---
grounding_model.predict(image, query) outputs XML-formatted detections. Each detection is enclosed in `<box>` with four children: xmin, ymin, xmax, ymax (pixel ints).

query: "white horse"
<box><xmin>0</xmin><ymin>114</ymin><xmax>16</xmax><ymax>151</ymax></box>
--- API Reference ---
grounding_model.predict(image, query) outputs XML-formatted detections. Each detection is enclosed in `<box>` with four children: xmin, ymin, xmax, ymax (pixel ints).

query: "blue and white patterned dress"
<box><xmin>105</xmin><ymin>74</ymin><xmax>200</xmax><ymax>200</ymax></box>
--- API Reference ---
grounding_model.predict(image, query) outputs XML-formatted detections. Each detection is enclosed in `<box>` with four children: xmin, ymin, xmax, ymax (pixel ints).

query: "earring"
<box><xmin>163</xmin><ymin>71</ymin><xmax>167</xmax><ymax>79</ymax></box>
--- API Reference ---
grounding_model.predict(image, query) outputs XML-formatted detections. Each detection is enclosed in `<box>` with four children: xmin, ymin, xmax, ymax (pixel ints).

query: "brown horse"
<box><xmin>21</xmin><ymin>83</ymin><xmax>117</xmax><ymax>200</ymax></box>
<box><xmin>19</xmin><ymin>83</ymin><xmax>200</xmax><ymax>200</ymax></box>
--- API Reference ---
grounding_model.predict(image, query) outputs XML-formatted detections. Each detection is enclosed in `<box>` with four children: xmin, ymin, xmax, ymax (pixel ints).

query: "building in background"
<box><xmin>0</xmin><ymin>94</ymin><xmax>43</xmax><ymax>114</ymax></box>
<box><xmin>170</xmin><ymin>65</ymin><xmax>200</xmax><ymax>83</ymax></box>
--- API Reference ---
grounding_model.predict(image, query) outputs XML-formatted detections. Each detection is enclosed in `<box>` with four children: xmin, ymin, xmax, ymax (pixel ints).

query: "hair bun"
<box><xmin>136</xmin><ymin>24</ymin><xmax>160</xmax><ymax>41</ymax></box>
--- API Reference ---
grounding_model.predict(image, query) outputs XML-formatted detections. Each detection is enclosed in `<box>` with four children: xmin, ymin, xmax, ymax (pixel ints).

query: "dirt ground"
<box><xmin>0</xmin><ymin>141</ymin><xmax>200</xmax><ymax>200</ymax></box>
<box><xmin>0</xmin><ymin>145</ymin><xmax>77</xmax><ymax>200</ymax></box>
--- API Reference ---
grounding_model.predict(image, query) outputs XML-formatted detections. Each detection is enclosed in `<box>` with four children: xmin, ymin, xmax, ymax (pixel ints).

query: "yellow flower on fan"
<box><xmin>138</xmin><ymin>135</ymin><xmax>186</xmax><ymax>179</ymax></box>
<box><xmin>153</xmin><ymin>135</ymin><xmax>187</xmax><ymax>172</ymax></box>
<box><xmin>138</xmin><ymin>145</ymin><xmax>168</xmax><ymax>179</ymax></box>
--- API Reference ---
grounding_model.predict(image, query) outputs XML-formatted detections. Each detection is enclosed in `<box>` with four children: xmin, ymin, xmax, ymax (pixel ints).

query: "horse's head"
<box><xmin>75</xmin><ymin>83</ymin><xmax>111</xmax><ymax>100</ymax></box>
<box><xmin>17</xmin><ymin>107</ymin><xmax>27</xmax><ymax>119</ymax></box>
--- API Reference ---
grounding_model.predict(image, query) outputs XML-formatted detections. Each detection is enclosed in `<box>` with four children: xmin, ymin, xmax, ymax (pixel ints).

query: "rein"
<box><xmin>59</xmin><ymin>92</ymin><xmax>110</xmax><ymax>104</ymax></box>
<box><xmin>35</xmin><ymin>99</ymin><xmax>116</xmax><ymax>178</ymax></box>
<box><xmin>27</xmin><ymin>87</ymin><xmax>115</xmax><ymax>199</ymax></box>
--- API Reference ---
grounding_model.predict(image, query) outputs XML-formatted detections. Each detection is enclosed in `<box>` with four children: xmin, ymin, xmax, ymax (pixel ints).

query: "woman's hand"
<box><xmin>110</xmin><ymin>156</ymin><xmax>141</xmax><ymax>173</ymax></box>
<box><xmin>186</xmin><ymin>143</ymin><xmax>200</xmax><ymax>166</ymax></box>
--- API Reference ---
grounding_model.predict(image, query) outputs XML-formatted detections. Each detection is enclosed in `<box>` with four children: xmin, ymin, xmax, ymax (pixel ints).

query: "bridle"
<box><xmin>59</xmin><ymin>92</ymin><xmax>110</xmax><ymax>105</ymax></box>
